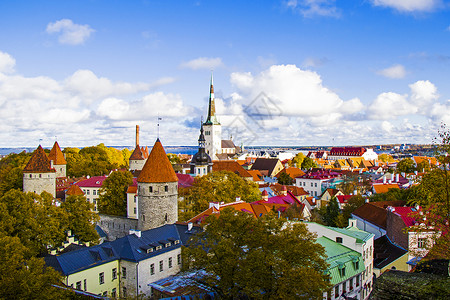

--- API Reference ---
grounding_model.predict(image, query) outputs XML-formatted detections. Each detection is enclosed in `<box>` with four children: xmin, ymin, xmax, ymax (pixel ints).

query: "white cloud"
<box><xmin>377</xmin><ymin>64</ymin><xmax>407</xmax><ymax>79</ymax></box>
<box><xmin>0</xmin><ymin>51</ymin><xmax>15</xmax><ymax>74</ymax></box>
<box><xmin>180</xmin><ymin>57</ymin><xmax>223</xmax><ymax>70</ymax></box>
<box><xmin>371</xmin><ymin>0</ymin><xmax>441</xmax><ymax>12</ymax></box>
<box><xmin>46</xmin><ymin>19</ymin><xmax>94</xmax><ymax>45</ymax></box>
<box><xmin>285</xmin><ymin>0</ymin><xmax>340</xmax><ymax>18</ymax></box>
<box><xmin>368</xmin><ymin>92</ymin><xmax>416</xmax><ymax>119</ymax></box>
<box><xmin>409</xmin><ymin>80</ymin><xmax>438</xmax><ymax>106</ymax></box>
<box><xmin>302</xmin><ymin>57</ymin><xmax>329</xmax><ymax>68</ymax></box>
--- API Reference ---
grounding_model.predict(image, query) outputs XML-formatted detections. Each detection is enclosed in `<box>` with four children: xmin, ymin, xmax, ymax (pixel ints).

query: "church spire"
<box><xmin>204</xmin><ymin>72</ymin><xmax>220</xmax><ymax>125</ymax></box>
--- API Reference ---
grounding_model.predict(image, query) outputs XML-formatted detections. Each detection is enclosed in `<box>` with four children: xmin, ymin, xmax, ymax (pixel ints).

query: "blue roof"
<box><xmin>45</xmin><ymin>223</ymin><xmax>201</xmax><ymax>276</ymax></box>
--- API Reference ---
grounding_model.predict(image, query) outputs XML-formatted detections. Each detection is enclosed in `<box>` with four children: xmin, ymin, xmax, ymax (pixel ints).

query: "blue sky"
<box><xmin>1</xmin><ymin>0</ymin><xmax>450</xmax><ymax>148</ymax></box>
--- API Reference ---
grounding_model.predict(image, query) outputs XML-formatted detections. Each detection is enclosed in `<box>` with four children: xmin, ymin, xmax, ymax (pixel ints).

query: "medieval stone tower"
<box><xmin>48</xmin><ymin>141</ymin><xmax>66</xmax><ymax>178</ymax></box>
<box><xmin>23</xmin><ymin>145</ymin><xmax>56</xmax><ymax>197</ymax></box>
<box><xmin>203</xmin><ymin>73</ymin><xmax>222</xmax><ymax>160</ymax></box>
<box><xmin>137</xmin><ymin>138</ymin><xmax>178</xmax><ymax>231</ymax></box>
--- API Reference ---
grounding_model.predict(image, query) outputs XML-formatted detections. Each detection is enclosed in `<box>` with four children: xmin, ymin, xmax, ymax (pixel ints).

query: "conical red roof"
<box><xmin>137</xmin><ymin>139</ymin><xmax>178</xmax><ymax>183</ymax></box>
<box><xmin>66</xmin><ymin>184</ymin><xmax>84</xmax><ymax>196</ymax></box>
<box><xmin>129</xmin><ymin>145</ymin><xmax>145</xmax><ymax>160</ymax></box>
<box><xmin>23</xmin><ymin>145</ymin><xmax>56</xmax><ymax>173</ymax></box>
<box><xmin>48</xmin><ymin>141</ymin><xmax>66</xmax><ymax>165</ymax></box>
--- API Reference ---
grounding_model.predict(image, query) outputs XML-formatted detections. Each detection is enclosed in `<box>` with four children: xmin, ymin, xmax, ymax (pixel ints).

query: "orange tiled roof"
<box><xmin>247</xmin><ymin>170</ymin><xmax>263</xmax><ymax>181</ymax></box>
<box><xmin>212</xmin><ymin>160</ymin><xmax>252</xmax><ymax>178</ymax></box>
<box><xmin>23</xmin><ymin>145</ymin><xmax>56</xmax><ymax>173</ymax></box>
<box><xmin>373</xmin><ymin>183</ymin><xmax>399</xmax><ymax>194</ymax></box>
<box><xmin>127</xmin><ymin>186</ymin><xmax>137</xmax><ymax>193</ymax></box>
<box><xmin>271</xmin><ymin>183</ymin><xmax>309</xmax><ymax>197</ymax></box>
<box><xmin>130</xmin><ymin>145</ymin><xmax>145</xmax><ymax>160</ymax></box>
<box><xmin>48</xmin><ymin>141</ymin><xmax>66</xmax><ymax>165</ymax></box>
<box><xmin>137</xmin><ymin>139</ymin><xmax>178</xmax><ymax>183</ymax></box>
<box><xmin>66</xmin><ymin>184</ymin><xmax>84</xmax><ymax>196</ymax></box>
<box><xmin>275</xmin><ymin>167</ymin><xmax>305</xmax><ymax>179</ymax></box>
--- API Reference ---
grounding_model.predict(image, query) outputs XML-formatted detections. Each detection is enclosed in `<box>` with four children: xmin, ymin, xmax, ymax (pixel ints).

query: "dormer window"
<box><xmin>146</xmin><ymin>248</ymin><xmax>153</xmax><ymax>253</ymax></box>
<box><xmin>338</xmin><ymin>264</ymin><xmax>346</xmax><ymax>277</ymax></box>
<box><xmin>174</xmin><ymin>240</ymin><xmax>180</xmax><ymax>245</ymax></box>
<box><xmin>156</xmin><ymin>245</ymin><xmax>162</xmax><ymax>251</ymax></box>
<box><xmin>165</xmin><ymin>242</ymin><xmax>171</xmax><ymax>247</ymax></box>
<box><xmin>336</xmin><ymin>237</ymin><xmax>343</xmax><ymax>243</ymax></box>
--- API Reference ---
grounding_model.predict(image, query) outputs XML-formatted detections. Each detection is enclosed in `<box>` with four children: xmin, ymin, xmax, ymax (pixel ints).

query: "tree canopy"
<box><xmin>180</xmin><ymin>171</ymin><xmax>260</xmax><ymax>221</ymax></box>
<box><xmin>182</xmin><ymin>209</ymin><xmax>330</xmax><ymax>299</ymax></box>
<box><xmin>289</xmin><ymin>152</ymin><xmax>305</xmax><ymax>168</ymax></box>
<box><xmin>277</xmin><ymin>171</ymin><xmax>293</xmax><ymax>185</ymax></box>
<box><xmin>98</xmin><ymin>170</ymin><xmax>133</xmax><ymax>216</ymax></box>
<box><xmin>301</xmin><ymin>156</ymin><xmax>317</xmax><ymax>170</ymax></box>
<box><xmin>396</xmin><ymin>157</ymin><xmax>416</xmax><ymax>173</ymax></box>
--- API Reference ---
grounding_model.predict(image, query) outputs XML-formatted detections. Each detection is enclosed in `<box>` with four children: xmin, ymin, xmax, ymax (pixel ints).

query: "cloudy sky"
<box><xmin>1</xmin><ymin>0</ymin><xmax>450</xmax><ymax>148</ymax></box>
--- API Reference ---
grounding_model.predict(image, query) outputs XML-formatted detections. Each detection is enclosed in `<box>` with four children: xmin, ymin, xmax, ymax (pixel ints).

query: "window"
<box><xmin>123</xmin><ymin>287</ymin><xmax>127</xmax><ymax>297</ymax></box>
<box><xmin>335</xmin><ymin>285</ymin><xmax>339</xmax><ymax>296</ymax></box>
<box><xmin>336</xmin><ymin>237</ymin><xmax>343</xmax><ymax>243</ymax></box>
<box><xmin>349</xmin><ymin>278</ymin><xmax>353</xmax><ymax>290</ymax></box>
<box><xmin>356</xmin><ymin>274</ymin><xmax>360</xmax><ymax>286</ymax></box>
<box><xmin>134</xmin><ymin>207</ymin><xmax>137</xmax><ymax>214</ymax></box>
<box><xmin>343</xmin><ymin>281</ymin><xmax>347</xmax><ymax>293</ymax></box>
<box><xmin>339</xmin><ymin>265</ymin><xmax>346</xmax><ymax>277</ymax></box>
<box><xmin>93</xmin><ymin>190</ymin><xmax>96</xmax><ymax>195</ymax></box>
<box><xmin>83</xmin><ymin>279</ymin><xmax>87</xmax><ymax>291</ymax></box>
<box><xmin>86</xmin><ymin>190</ymin><xmax>90</xmax><ymax>195</ymax></box>
<box><xmin>418</xmin><ymin>238</ymin><xmax>426</xmax><ymax>248</ymax></box>
<box><xmin>150</xmin><ymin>263</ymin><xmax>155</xmax><ymax>275</ymax></box>
<box><xmin>102</xmin><ymin>291</ymin><xmax>107</xmax><ymax>296</ymax></box>
<box><xmin>111</xmin><ymin>288</ymin><xmax>116</xmax><ymax>298</ymax></box>
<box><xmin>165</xmin><ymin>185</ymin><xmax>168</xmax><ymax>192</ymax></box>
<box><xmin>315</xmin><ymin>182</ymin><xmax>317</xmax><ymax>187</ymax></box>
<box><xmin>178</xmin><ymin>254</ymin><xmax>182</xmax><ymax>265</ymax></box>
<box><xmin>76</xmin><ymin>281</ymin><xmax>81</xmax><ymax>290</ymax></box>
<box><xmin>39</xmin><ymin>174</ymin><xmax>42</xmax><ymax>178</ymax></box>
<box><xmin>99</xmin><ymin>272</ymin><xmax>104</xmax><ymax>284</ymax></box>
<box><xmin>149</xmin><ymin>186</ymin><xmax>153</xmax><ymax>193</ymax></box>
<box><xmin>354</xmin><ymin>260</ymin><xmax>359</xmax><ymax>270</ymax></box>
<box><xmin>159</xmin><ymin>260</ymin><xmax>163</xmax><ymax>272</ymax></box>
<box><xmin>134</xmin><ymin>196</ymin><xmax>136</xmax><ymax>203</ymax></box>
<box><xmin>169</xmin><ymin>257</ymin><xmax>173</xmax><ymax>268</ymax></box>
<box><xmin>311</xmin><ymin>182</ymin><xmax>313</xmax><ymax>187</ymax></box>
<box><xmin>112</xmin><ymin>268</ymin><xmax>117</xmax><ymax>280</ymax></box>
<box><xmin>122</xmin><ymin>267</ymin><xmax>127</xmax><ymax>279</ymax></box>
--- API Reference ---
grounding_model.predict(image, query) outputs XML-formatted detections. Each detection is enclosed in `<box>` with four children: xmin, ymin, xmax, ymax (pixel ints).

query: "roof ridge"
<box><xmin>137</xmin><ymin>139</ymin><xmax>178</xmax><ymax>183</ymax></box>
<box><xmin>23</xmin><ymin>145</ymin><xmax>56</xmax><ymax>173</ymax></box>
<box><xmin>48</xmin><ymin>141</ymin><xmax>66</xmax><ymax>165</ymax></box>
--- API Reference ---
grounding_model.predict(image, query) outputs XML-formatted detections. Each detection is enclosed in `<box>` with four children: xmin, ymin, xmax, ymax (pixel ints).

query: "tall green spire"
<box><xmin>204</xmin><ymin>72</ymin><xmax>220</xmax><ymax>125</ymax></box>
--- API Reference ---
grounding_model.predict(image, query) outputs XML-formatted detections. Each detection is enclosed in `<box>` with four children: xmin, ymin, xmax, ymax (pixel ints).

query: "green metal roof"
<box><xmin>329</xmin><ymin>226</ymin><xmax>374</xmax><ymax>243</ymax></box>
<box><xmin>317</xmin><ymin>237</ymin><xmax>365</xmax><ymax>285</ymax></box>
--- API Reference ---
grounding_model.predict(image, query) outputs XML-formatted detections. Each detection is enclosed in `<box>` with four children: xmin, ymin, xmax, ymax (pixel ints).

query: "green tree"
<box><xmin>61</xmin><ymin>195</ymin><xmax>100</xmax><ymax>243</ymax></box>
<box><xmin>323</xmin><ymin>197</ymin><xmax>340</xmax><ymax>227</ymax></box>
<box><xmin>182</xmin><ymin>209</ymin><xmax>330</xmax><ymax>299</ymax></box>
<box><xmin>277</xmin><ymin>171</ymin><xmax>293</xmax><ymax>185</ymax></box>
<box><xmin>180</xmin><ymin>171</ymin><xmax>260</xmax><ymax>221</ymax></box>
<box><xmin>98</xmin><ymin>171</ymin><xmax>133</xmax><ymax>216</ymax></box>
<box><xmin>167</xmin><ymin>153</ymin><xmax>181</xmax><ymax>164</ymax></box>
<box><xmin>416</xmin><ymin>159</ymin><xmax>431</xmax><ymax>173</ymax></box>
<box><xmin>378</xmin><ymin>153</ymin><xmax>395</xmax><ymax>163</ymax></box>
<box><xmin>0</xmin><ymin>235</ymin><xmax>71</xmax><ymax>299</ymax></box>
<box><xmin>301</xmin><ymin>156</ymin><xmax>317</xmax><ymax>170</ymax></box>
<box><xmin>396</xmin><ymin>157</ymin><xmax>416</xmax><ymax>173</ymax></box>
<box><xmin>289</xmin><ymin>152</ymin><xmax>305</xmax><ymax>168</ymax></box>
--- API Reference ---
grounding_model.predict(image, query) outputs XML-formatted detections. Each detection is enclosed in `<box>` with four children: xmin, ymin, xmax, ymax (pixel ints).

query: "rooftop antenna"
<box><xmin>157</xmin><ymin>115</ymin><xmax>162</xmax><ymax>139</ymax></box>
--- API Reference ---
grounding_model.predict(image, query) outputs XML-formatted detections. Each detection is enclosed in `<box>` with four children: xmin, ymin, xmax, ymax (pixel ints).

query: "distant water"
<box><xmin>0</xmin><ymin>146</ymin><xmax>198</xmax><ymax>156</ymax></box>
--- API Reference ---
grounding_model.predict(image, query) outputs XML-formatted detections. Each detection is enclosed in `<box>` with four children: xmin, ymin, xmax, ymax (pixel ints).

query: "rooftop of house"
<box><xmin>372</xmin><ymin>183</ymin><xmax>400</xmax><ymax>194</ymax></box>
<box><xmin>275</xmin><ymin>167</ymin><xmax>305</xmax><ymax>179</ymax></box>
<box><xmin>212</xmin><ymin>160</ymin><xmax>252</xmax><ymax>178</ymax></box>
<box><xmin>138</xmin><ymin>139</ymin><xmax>178</xmax><ymax>183</ymax></box>
<box><xmin>65</xmin><ymin>184</ymin><xmax>84</xmax><ymax>196</ymax></box>
<box><xmin>48</xmin><ymin>141</ymin><xmax>66</xmax><ymax>165</ymax></box>
<box><xmin>329</xmin><ymin>147</ymin><xmax>366</xmax><ymax>156</ymax></box>
<box><xmin>247</xmin><ymin>169</ymin><xmax>263</xmax><ymax>182</ymax></box>
<box><xmin>45</xmin><ymin>223</ymin><xmax>201</xmax><ymax>276</ymax></box>
<box><xmin>221</xmin><ymin>139</ymin><xmax>235</xmax><ymax>149</ymax></box>
<box><xmin>373</xmin><ymin>235</ymin><xmax>408</xmax><ymax>270</ymax></box>
<box><xmin>336</xmin><ymin>195</ymin><xmax>353</xmax><ymax>204</ymax></box>
<box><xmin>298</xmin><ymin>169</ymin><xmax>341</xmax><ymax>180</ymax></box>
<box><xmin>75</xmin><ymin>175</ymin><xmax>108</xmax><ymax>188</ymax></box>
<box><xmin>388</xmin><ymin>206</ymin><xmax>418</xmax><ymax>227</ymax></box>
<box><xmin>352</xmin><ymin>202</ymin><xmax>389</xmax><ymax>229</ymax></box>
<box><xmin>177</xmin><ymin>173</ymin><xmax>194</xmax><ymax>189</ymax></box>
<box><xmin>271</xmin><ymin>183</ymin><xmax>309</xmax><ymax>197</ymax></box>
<box><xmin>316</xmin><ymin>236</ymin><xmax>364</xmax><ymax>285</ymax></box>
<box><xmin>23</xmin><ymin>145</ymin><xmax>56</xmax><ymax>173</ymax></box>
<box><xmin>250</xmin><ymin>158</ymin><xmax>281</xmax><ymax>174</ymax></box>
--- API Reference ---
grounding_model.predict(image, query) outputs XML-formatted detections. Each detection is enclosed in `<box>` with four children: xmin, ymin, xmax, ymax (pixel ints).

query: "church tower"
<box><xmin>48</xmin><ymin>141</ymin><xmax>66</xmax><ymax>178</ymax></box>
<box><xmin>190</xmin><ymin>123</ymin><xmax>212</xmax><ymax>177</ymax></box>
<box><xmin>137</xmin><ymin>139</ymin><xmax>178</xmax><ymax>231</ymax></box>
<box><xmin>203</xmin><ymin>73</ymin><xmax>222</xmax><ymax>160</ymax></box>
<box><xmin>23</xmin><ymin>145</ymin><xmax>56</xmax><ymax>197</ymax></box>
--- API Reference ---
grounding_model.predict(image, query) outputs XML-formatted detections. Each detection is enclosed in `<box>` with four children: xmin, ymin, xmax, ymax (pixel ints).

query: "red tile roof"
<box><xmin>177</xmin><ymin>173</ymin><xmax>194</xmax><ymax>189</ymax></box>
<box><xmin>23</xmin><ymin>145</ymin><xmax>56</xmax><ymax>173</ymax></box>
<box><xmin>75</xmin><ymin>176</ymin><xmax>108</xmax><ymax>188</ymax></box>
<box><xmin>137</xmin><ymin>139</ymin><xmax>178</xmax><ymax>183</ymax></box>
<box><xmin>329</xmin><ymin>147</ymin><xmax>366</xmax><ymax>156</ymax></box>
<box><xmin>389</xmin><ymin>206</ymin><xmax>417</xmax><ymax>227</ymax></box>
<box><xmin>212</xmin><ymin>160</ymin><xmax>252</xmax><ymax>178</ymax></box>
<box><xmin>129</xmin><ymin>145</ymin><xmax>145</xmax><ymax>160</ymax></box>
<box><xmin>48</xmin><ymin>141</ymin><xmax>66</xmax><ymax>165</ymax></box>
<box><xmin>66</xmin><ymin>184</ymin><xmax>84</xmax><ymax>196</ymax></box>
<box><xmin>336</xmin><ymin>195</ymin><xmax>353</xmax><ymax>204</ymax></box>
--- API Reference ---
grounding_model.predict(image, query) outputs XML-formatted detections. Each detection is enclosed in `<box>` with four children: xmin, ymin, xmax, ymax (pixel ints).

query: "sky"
<box><xmin>1</xmin><ymin>0</ymin><xmax>450</xmax><ymax>148</ymax></box>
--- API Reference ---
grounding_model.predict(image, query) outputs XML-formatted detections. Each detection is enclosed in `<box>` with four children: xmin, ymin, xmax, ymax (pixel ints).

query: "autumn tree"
<box><xmin>301</xmin><ymin>156</ymin><xmax>317</xmax><ymax>170</ymax></box>
<box><xmin>0</xmin><ymin>151</ymin><xmax>31</xmax><ymax>196</ymax></box>
<box><xmin>277</xmin><ymin>171</ymin><xmax>293</xmax><ymax>185</ymax></box>
<box><xmin>0</xmin><ymin>235</ymin><xmax>71</xmax><ymax>299</ymax></box>
<box><xmin>98</xmin><ymin>170</ymin><xmax>133</xmax><ymax>216</ymax></box>
<box><xmin>289</xmin><ymin>152</ymin><xmax>305</xmax><ymax>167</ymax></box>
<box><xmin>378</xmin><ymin>153</ymin><xmax>394</xmax><ymax>163</ymax></box>
<box><xmin>323</xmin><ymin>197</ymin><xmax>340</xmax><ymax>227</ymax></box>
<box><xmin>396</xmin><ymin>157</ymin><xmax>416</xmax><ymax>173</ymax></box>
<box><xmin>61</xmin><ymin>195</ymin><xmax>99</xmax><ymax>243</ymax></box>
<box><xmin>180</xmin><ymin>171</ymin><xmax>260</xmax><ymax>221</ymax></box>
<box><xmin>182</xmin><ymin>209</ymin><xmax>330</xmax><ymax>299</ymax></box>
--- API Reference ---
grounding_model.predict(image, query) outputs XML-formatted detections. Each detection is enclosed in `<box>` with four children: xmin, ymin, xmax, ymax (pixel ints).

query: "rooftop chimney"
<box><xmin>136</xmin><ymin>125</ymin><xmax>140</xmax><ymax>146</ymax></box>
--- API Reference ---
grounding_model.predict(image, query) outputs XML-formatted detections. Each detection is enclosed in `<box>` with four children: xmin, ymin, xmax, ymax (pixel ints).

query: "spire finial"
<box><xmin>157</xmin><ymin>115</ymin><xmax>162</xmax><ymax>139</ymax></box>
